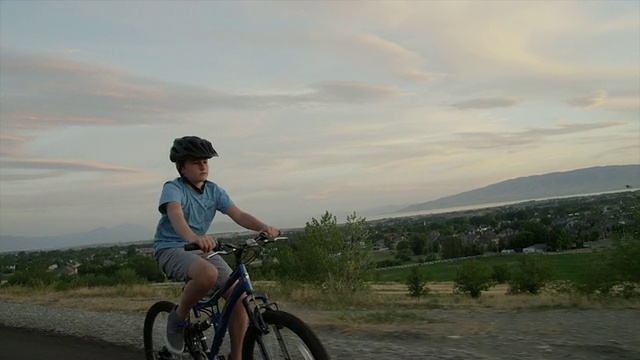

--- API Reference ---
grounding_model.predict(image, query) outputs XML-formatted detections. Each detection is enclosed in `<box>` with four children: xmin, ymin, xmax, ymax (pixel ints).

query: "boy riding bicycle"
<box><xmin>153</xmin><ymin>136</ymin><xmax>279</xmax><ymax>360</ymax></box>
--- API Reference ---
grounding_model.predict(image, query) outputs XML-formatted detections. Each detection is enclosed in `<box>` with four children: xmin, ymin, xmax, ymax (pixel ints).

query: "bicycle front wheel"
<box><xmin>143</xmin><ymin>300</ymin><xmax>182</xmax><ymax>360</ymax></box>
<box><xmin>242</xmin><ymin>310</ymin><xmax>330</xmax><ymax>360</ymax></box>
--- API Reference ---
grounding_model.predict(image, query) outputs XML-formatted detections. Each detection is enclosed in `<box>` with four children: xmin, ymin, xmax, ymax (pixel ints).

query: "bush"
<box><xmin>610</xmin><ymin>237</ymin><xmax>640</xmax><ymax>284</ymax></box>
<box><xmin>508</xmin><ymin>256</ymin><xmax>554</xmax><ymax>294</ymax></box>
<box><xmin>276</xmin><ymin>212</ymin><xmax>373</xmax><ymax>292</ymax></box>
<box><xmin>571</xmin><ymin>236</ymin><xmax>639</xmax><ymax>297</ymax></box>
<box><xmin>491</xmin><ymin>264</ymin><xmax>511</xmax><ymax>284</ymax></box>
<box><xmin>406</xmin><ymin>267</ymin><xmax>430</xmax><ymax>298</ymax></box>
<box><xmin>454</xmin><ymin>260</ymin><xmax>494</xmax><ymax>298</ymax></box>
<box><xmin>395</xmin><ymin>249</ymin><xmax>413</xmax><ymax>262</ymax></box>
<box><xmin>572</xmin><ymin>253</ymin><xmax>617</xmax><ymax>295</ymax></box>
<box><xmin>376</xmin><ymin>258</ymin><xmax>403</xmax><ymax>268</ymax></box>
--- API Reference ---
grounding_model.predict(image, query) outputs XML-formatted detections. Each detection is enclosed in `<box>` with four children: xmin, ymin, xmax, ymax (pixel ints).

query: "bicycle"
<box><xmin>143</xmin><ymin>233</ymin><xmax>330</xmax><ymax>360</ymax></box>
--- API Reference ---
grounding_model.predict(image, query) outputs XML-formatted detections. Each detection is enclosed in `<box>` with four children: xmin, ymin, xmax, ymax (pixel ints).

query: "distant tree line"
<box><xmin>1</xmin><ymin>192</ymin><xmax>637</xmax><ymax>300</ymax></box>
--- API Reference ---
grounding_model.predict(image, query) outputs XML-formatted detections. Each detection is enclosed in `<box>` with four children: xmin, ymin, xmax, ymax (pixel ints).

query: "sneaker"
<box><xmin>165</xmin><ymin>307</ymin><xmax>189</xmax><ymax>355</ymax></box>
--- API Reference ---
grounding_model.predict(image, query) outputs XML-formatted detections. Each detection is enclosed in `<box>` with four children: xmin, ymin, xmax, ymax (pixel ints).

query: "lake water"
<box><xmin>367</xmin><ymin>189</ymin><xmax>637</xmax><ymax>222</ymax></box>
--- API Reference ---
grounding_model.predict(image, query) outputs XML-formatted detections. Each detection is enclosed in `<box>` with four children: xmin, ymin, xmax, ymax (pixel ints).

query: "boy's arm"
<box><xmin>166</xmin><ymin>201</ymin><xmax>217</xmax><ymax>251</ymax></box>
<box><xmin>226</xmin><ymin>205</ymin><xmax>279</xmax><ymax>238</ymax></box>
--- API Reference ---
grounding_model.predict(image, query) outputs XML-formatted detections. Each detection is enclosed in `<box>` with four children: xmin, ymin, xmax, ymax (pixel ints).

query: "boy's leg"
<box><xmin>209</xmin><ymin>256</ymin><xmax>248</xmax><ymax>360</ymax></box>
<box><xmin>227</xmin><ymin>291</ymin><xmax>249</xmax><ymax>360</ymax></box>
<box><xmin>177</xmin><ymin>257</ymin><xmax>218</xmax><ymax>318</ymax></box>
<box><xmin>157</xmin><ymin>248</ymin><xmax>218</xmax><ymax>354</ymax></box>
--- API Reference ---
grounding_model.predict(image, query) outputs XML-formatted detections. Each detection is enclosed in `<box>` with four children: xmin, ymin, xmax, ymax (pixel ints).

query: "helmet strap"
<box><xmin>181</xmin><ymin>176</ymin><xmax>205</xmax><ymax>194</ymax></box>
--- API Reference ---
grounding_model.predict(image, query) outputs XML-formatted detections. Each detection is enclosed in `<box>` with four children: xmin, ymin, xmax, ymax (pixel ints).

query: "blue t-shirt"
<box><xmin>153</xmin><ymin>178</ymin><xmax>234</xmax><ymax>256</ymax></box>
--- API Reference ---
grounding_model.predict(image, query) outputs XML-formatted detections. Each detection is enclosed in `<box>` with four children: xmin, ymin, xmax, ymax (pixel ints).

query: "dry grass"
<box><xmin>0</xmin><ymin>281</ymin><xmax>637</xmax><ymax>319</ymax></box>
<box><xmin>0</xmin><ymin>284</ymin><xmax>184</xmax><ymax>313</ymax></box>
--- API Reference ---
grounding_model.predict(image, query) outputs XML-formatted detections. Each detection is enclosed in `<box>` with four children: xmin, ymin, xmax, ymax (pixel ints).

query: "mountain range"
<box><xmin>1</xmin><ymin>164</ymin><xmax>638</xmax><ymax>253</ymax></box>
<box><xmin>397</xmin><ymin>164</ymin><xmax>639</xmax><ymax>213</ymax></box>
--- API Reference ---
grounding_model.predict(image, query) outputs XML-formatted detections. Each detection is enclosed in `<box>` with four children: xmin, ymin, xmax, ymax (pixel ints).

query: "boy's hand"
<box><xmin>190</xmin><ymin>235</ymin><xmax>217</xmax><ymax>253</ymax></box>
<box><xmin>260</xmin><ymin>226</ymin><xmax>280</xmax><ymax>239</ymax></box>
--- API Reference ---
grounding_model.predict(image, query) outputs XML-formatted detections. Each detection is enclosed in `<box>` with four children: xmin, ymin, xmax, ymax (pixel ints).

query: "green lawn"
<box><xmin>370</xmin><ymin>251</ymin><xmax>606</xmax><ymax>282</ymax></box>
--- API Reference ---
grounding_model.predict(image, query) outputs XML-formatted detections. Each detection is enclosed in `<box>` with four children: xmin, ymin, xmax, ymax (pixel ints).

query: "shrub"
<box><xmin>491</xmin><ymin>264</ymin><xmax>511</xmax><ymax>284</ymax></box>
<box><xmin>610</xmin><ymin>237</ymin><xmax>640</xmax><ymax>284</ymax></box>
<box><xmin>454</xmin><ymin>260</ymin><xmax>495</xmax><ymax>298</ymax></box>
<box><xmin>376</xmin><ymin>258</ymin><xmax>403</xmax><ymax>268</ymax></box>
<box><xmin>406</xmin><ymin>267</ymin><xmax>430</xmax><ymax>298</ymax></box>
<box><xmin>395</xmin><ymin>249</ymin><xmax>413</xmax><ymax>262</ymax></box>
<box><xmin>572</xmin><ymin>253</ymin><xmax>617</xmax><ymax>295</ymax></box>
<box><xmin>508</xmin><ymin>255</ymin><xmax>554</xmax><ymax>295</ymax></box>
<box><xmin>276</xmin><ymin>211</ymin><xmax>373</xmax><ymax>292</ymax></box>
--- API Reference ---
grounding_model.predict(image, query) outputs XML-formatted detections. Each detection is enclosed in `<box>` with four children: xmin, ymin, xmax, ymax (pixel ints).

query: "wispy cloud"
<box><xmin>0</xmin><ymin>132</ymin><xmax>32</xmax><ymax>156</ymax></box>
<box><xmin>451</xmin><ymin>97</ymin><xmax>522</xmax><ymax>110</ymax></box>
<box><xmin>456</xmin><ymin>121</ymin><xmax>626</xmax><ymax>149</ymax></box>
<box><xmin>308</xmin><ymin>81</ymin><xmax>402</xmax><ymax>103</ymax></box>
<box><xmin>0</xmin><ymin>50</ymin><xmax>403</xmax><ymax>134</ymax></box>
<box><xmin>1</xmin><ymin>158</ymin><xmax>144</xmax><ymax>173</ymax></box>
<box><xmin>566</xmin><ymin>91</ymin><xmax>608</xmax><ymax>108</ymax></box>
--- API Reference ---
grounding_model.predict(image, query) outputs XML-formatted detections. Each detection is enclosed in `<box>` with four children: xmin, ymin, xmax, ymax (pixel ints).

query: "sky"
<box><xmin>0</xmin><ymin>1</ymin><xmax>639</xmax><ymax>239</ymax></box>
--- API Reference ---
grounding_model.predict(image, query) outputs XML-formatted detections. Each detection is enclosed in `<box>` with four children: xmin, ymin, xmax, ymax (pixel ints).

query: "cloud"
<box><xmin>456</xmin><ymin>120</ymin><xmax>626</xmax><ymax>150</ymax></box>
<box><xmin>0</xmin><ymin>158</ymin><xmax>143</xmax><ymax>173</ymax></box>
<box><xmin>0</xmin><ymin>50</ymin><xmax>402</xmax><ymax>134</ymax></box>
<box><xmin>0</xmin><ymin>132</ymin><xmax>33</xmax><ymax>156</ymax></box>
<box><xmin>567</xmin><ymin>90</ymin><xmax>639</xmax><ymax>112</ymax></box>
<box><xmin>340</xmin><ymin>32</ymin><xmax>441</xmax><ymax>82</ymax></box>
<box><xmin>308</xmin><ymin>81</ymin><xmax>402</xmax><ymax>103</ymax></box>
<box><xmin>566</xmin><ymin>91</ymin><xmax>608</xmax><ymax>108</ymax></box>
<box><xmin>451</xmin><ymin>97</ymin><xmax>523</xmax><ymax>109</ymax></box>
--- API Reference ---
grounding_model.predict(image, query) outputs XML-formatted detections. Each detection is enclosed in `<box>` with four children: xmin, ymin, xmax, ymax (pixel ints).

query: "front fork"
<box><xmin>244</xmin><ymin>293</ymin><xmax>294</xmax><ymax>359</ymax></box>
<box><xmin>244</xmin><ymin>292</ymin><xmax>278</xmax><ymax>333</ymax></box>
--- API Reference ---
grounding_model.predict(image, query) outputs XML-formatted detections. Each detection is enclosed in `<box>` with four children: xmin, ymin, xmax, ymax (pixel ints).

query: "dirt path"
<box><xmin>301</xmin><ymin>308</ymin><xmax>640</xmax><ymax>360</ymax></box>
<box><xmin>0</xmin><ymin>299</ymin><xmax>638</xmax><ymax>359</ymax></box>
<box><xmin>1</xmin><ymin>283</ymin><xmax>639</xmax><ymax>360</ymax></box>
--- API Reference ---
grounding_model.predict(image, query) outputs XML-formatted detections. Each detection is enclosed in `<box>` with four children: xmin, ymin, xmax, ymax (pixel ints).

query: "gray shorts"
<box><xmin>156</xmin><ymin>247</ymin><xmax>232</xmax><ymax>289</ymax></box>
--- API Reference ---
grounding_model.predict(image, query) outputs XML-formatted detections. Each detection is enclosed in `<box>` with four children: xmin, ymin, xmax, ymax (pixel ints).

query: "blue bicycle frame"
<box><xmin>191</xmin><ymin>262</ymin><xmax>256</xmax><ymax>359</ymax></box>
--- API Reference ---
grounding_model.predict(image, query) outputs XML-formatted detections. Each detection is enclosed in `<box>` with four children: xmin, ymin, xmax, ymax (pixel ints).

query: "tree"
<box><xmin>410</xmin><ymin>232</ymin><xmax>427</xmax><ymax>256</ymax></box>
<box><xmin>509</xmin><ymin>231</ymin><xmax>535</xmax><ymax>251</ymax></box>
<box><xmin>128</xmin><ymin>255</ymin><xmax>166</xmax><ymax>282</ymax></box>
<box><xmin>454</xmin><ymin>260</ymin><xmax>495</xmax><ymax>298</ymax></box>
<box><xmin>491</xmin><ymin>264</ymin><xmax>511</xmax><ymax>284</ymax></box>
<box><xmin>276</xmin><ymin>211</ymin><xmax>373</xmax><ymax>292</ymax></box>
<box><xmin>508</xmin><ymin>256</ymin><xmax>554</xmax><ymax>294</ymax></box>
<box><xmin>396</xmin><ymin>240</ymin><xmax>411</xmax><ymax>252</ymax></box>
<box><xmin>441</xmin><ymin>237</ymin><xmax>463</xmax><ymax>259</ymax></box>
<box><xmin>406</xmin><ymin>267</ymin><xmax>430</xmax><ymax>298</ymax></box>
<box><xmin>573</xmin><ymin>253</ymin><xmax>617</xmax><ymax>295</ymax></box>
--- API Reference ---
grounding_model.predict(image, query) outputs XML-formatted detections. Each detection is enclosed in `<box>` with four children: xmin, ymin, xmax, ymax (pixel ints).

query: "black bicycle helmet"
<box><xmin>169</xmin><ymin>136</ymin><xmax>218</xmax><ymax>162</ymax></box>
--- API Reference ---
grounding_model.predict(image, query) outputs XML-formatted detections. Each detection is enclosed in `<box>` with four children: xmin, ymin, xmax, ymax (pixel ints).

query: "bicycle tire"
<box><xmin>242</xmin><ymin>310</ymin><xmax>330</xmax><ymax>360</ymax></box>
<box><xmin>143</xmin><ymin>300</ymin><xmax>178</xmax><ymax>360</ymax></box>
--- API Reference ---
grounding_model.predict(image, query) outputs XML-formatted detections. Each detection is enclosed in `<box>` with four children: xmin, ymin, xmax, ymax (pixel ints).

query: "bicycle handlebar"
<box><xmin>183</xmin><ymin>232</ymin><xmax>287</xmax><ymax>254</ymax></box>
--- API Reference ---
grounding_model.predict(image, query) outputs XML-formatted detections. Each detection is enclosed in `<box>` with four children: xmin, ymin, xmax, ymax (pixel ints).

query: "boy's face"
<box><xmin>181</xmin><ymin>158</ymin><xmax>209</xmax><ymax>184</ymax></box>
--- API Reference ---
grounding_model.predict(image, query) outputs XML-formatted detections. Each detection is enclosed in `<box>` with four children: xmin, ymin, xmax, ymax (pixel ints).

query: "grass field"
<box><xmin>370</xmin><ymin>251</ymin><xmax>605</xmax><ymax>282</ymax></box>
<box><xmin>2</xmin><ymin>249</ymin><xmax>636</xmax><ymax>317</ymax></box>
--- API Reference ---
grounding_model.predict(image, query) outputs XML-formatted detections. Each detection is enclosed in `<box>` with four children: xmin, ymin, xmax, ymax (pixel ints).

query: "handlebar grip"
<box><xmin>184</xmin><ymin>243</ymin><xmax>200</xmax><ymax>251</ymax></box>
<box><xmin>256</xmin><ymin>230</ymin><xmax>281</xmax><ymax>241</ymax></box>
<box><xmin>184</xmin><ymin>242</ymin><xmax>223</xmax><ymax>252</ymax></box>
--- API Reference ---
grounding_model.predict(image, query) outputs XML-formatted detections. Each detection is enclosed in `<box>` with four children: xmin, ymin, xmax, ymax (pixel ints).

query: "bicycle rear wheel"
<box><xmin>143</xmin><ymin>300</ymin><xmax>185</xmax><ymax>360</ymax></box>
<box><xmin>242</xmin><ymin>310</ymin><xmax>330</xmax><ymax>360</ymax></box>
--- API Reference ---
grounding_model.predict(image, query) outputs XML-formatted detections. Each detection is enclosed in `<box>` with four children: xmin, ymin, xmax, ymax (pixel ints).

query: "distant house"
<box><xmin>523</xmin><ymin>243</ymin><xmax>551</xmax><ymax>254</ymax></box>
<box><xmin>137</xmin><ymin>247</ymin><xmax>154</xmax><ymax>256</ymax></box>
<box><xmin>0</xmin><ymin>274</ymin><xmax>11</xmax><ymax>286</ymax></box>
<box><xmin>372</xmin><ymin>240</ymin><xmax>387</xmax><ymax>251</ymax></box>
<box><xmin>53</xmin><ymin>265</ymin><xmax>78</xmax><ymax>276</ymax></box>
<box><xmin>500</xmin><ymin>249</ymin><xmax>515</xmax><ymax>254</ymax></box>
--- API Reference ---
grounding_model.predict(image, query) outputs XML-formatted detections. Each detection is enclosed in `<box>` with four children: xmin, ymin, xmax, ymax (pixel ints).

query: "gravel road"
<box><xmin>1</xmin><ymin>301</ymin><xmax>638</xmax><ymax>359</ymax></box>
